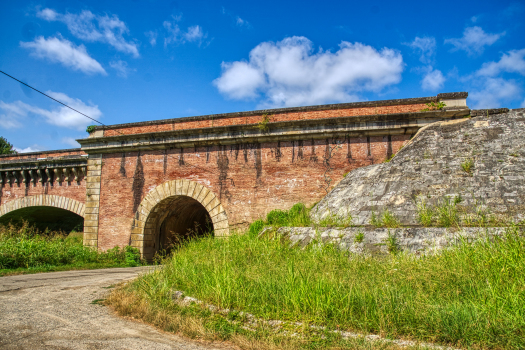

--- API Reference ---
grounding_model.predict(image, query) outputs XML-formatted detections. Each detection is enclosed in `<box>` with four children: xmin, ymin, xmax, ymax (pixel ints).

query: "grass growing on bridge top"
<box><xmin>113</xmin><ymin>226</ymin><xmax>525</xmax><ymax>350</ymax></box>
<box><xmin>0</xmin><ymin>223</ymin><xmax>144</xmax><ymax>276</ymax></box>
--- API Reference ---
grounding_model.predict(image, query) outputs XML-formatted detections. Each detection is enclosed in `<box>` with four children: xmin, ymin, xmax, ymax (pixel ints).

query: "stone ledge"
<box><xmin>471</xmin><ymin>108</ymin><xmax>510</xmax><ymax>117</ymax></box>
<box><xmin>270</xmin><ymin>226</ymin><xmax>511</xmax><ymax>255</ymax></box>
<box><xmin>78</xmin><ymin>109</ymin><xmax>470</xmax><ymax>153</ymax></box>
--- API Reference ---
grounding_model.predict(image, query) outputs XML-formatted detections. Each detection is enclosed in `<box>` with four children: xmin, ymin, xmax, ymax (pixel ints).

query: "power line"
<box><xmin>0</xmin><ymin>70</ymin><xmax>105</xmax><ymax>126</ymax></box>
<box><xmin>0</xmin><ymin>70</ymin><xmax>225</xmax><ymax>178</ymax></box>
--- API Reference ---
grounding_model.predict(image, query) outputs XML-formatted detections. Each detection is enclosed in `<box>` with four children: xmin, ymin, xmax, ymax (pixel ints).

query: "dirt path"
<box><xmin>0</xmin><ymin>267</ymin><xmax>235</xmax><ymax>350</ymax></box>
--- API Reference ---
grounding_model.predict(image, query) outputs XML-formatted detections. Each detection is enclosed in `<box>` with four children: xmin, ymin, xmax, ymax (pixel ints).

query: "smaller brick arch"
<box><xmin>0</xmin><ymin>195</ymin><xmax>85</xmax><ymax>218</ymax></box>
<box><xmin>130</xmin><ymin>179</ymin><xmax>230</xmax><ymax>259</ymax></box>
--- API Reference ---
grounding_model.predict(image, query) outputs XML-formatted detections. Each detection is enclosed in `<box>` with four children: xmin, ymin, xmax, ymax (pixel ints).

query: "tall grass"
<box><xmin>248</xmin><ymin>203</ymin><xmax>311</xmax><ymax>236</ymax></box>
<box><xmin>124</xmin><ymin>226</ymin><xmax>525</xmax><ymax>349</ymax></box>
<box><xmin>0</xmin><ymin>223</ymin><xmax>143</xmax><ymax>272</ymax></box>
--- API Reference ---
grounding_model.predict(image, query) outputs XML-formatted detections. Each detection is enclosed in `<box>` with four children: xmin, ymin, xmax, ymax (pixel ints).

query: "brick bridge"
<box><xmin>0</xmin><ymin>92</ymin><xmax>469</xmax><ymax>259</ymax></box>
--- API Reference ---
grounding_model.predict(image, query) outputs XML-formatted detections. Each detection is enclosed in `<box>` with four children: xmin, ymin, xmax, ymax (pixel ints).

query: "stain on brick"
<box><xmin>179</xmin><ymin>148</ymin><xmax>185</xmax><ymax>166</ymax></box>
<box><xmin>298</xmin><ymin>140</ymin><xmax>303</xmax><ymax>159</ymax></box>
<box><xmin>386</xmin><ymin>135</ymin><xmax>393</xmax><ymax>159</ymax></box>
<box><xmin>309</xmin><ymin>139</ymin><xmax>318</xmax><ymax>163</ymax></box>
<box><xmin>275</xmin><ymin>141</ymin><xmax>282</xmax><ymax>162</ymax></box>
<box><xmin>119</xmin><ymin>153</ymin><xmax>127</xmax><ymax>177</ymax></box>
<box><xmin>163</xmin><ymin>150</ymin><xmax>168</xmax><ymax>175</ymax></box>
<box><xmin>217</xmin><ymin>146</ymin><xmax>231</xmax><ymax>203</ymax></box>
<box><xmin>132</xmin><ymin>152</ymin><xmax>145</xmax><ymax>213</ymax></box>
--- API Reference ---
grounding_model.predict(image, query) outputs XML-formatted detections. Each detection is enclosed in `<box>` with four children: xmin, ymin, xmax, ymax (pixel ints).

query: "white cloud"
<box><xmin>184</xmin><ymin>25</ymin><xmax>206</xmax><ymax>42</ymax></box>
<box><xmin>214</xmin><ymin>36</ymin><xmax>404</xmax><ymax>108</ymax></box>
<box><xmin>444</xmin><ymin>26</ymin><xmax>504</xmax><ymax>55</ymax></box>
<box><xmin>109</xmin><ymin>60</ymin><xmax>134</xmax><ymax>77</ymax></box>
<box><xmin>145</xmin><ymin>30</ymin><xmax>157</xmax><ymax>46</ymax></box>
<box><xmin>15</xmin><ymin>146</ymin><xmax>41</xmax><ymax>153</ymax></box>
<box><xmin>0</xmin><ymin>101</ymin><xmax>26</xmax><ymax>128</ymax></box>
<box><xmin>405</xmin><ymin>36</ymin><xmax>436</xmax><ymax>64</ymax></box>
<box><xmin>475</xmin><ymin>49</ymin><xmax>525</xmax><ymax>77</ymax></box>
<box><xmin>37</xmin><ymin>8</ymin><xmax>139</xmax><ymax>57</ymax></box>
<box><xmin>0</xmin><ymin>92</ymin><xmax>102</xmax><ymax>131</ymax></box>
<box><xmin>20</xmin><ymin>36</ymin><xmax>106</xmax><ymax>75</ymax></box>
<box><xmin>421</xmin><ymin>67</ymin><xmax>445</xmax><ymax>91</ymax></box>
<box><xmin>61</xmin><ymin>137</ymin><xmax>80</xmax><ymax>148</ymax></box>
<box><xmin>163</xmin><ymin>16</ymin><xmax>208</xmax><ymax>47</ymax></box>
<box><xmin>469</xmin><ymin>77</ymin><xmax>521</xmax><ymax>109</ymax></box>
<box><xmin>221</xmin><ymin>7</ymin><xmax>251</xmax><ymax>28</ymax></box>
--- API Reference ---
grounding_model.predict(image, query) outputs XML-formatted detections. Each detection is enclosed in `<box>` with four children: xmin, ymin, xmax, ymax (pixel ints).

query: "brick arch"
<box><xmin>0</xmin><ymin>195</ymin><xmax>85</xmax><ymax>218</ymax></box>
<box><xmin>130</xmin><ymin>179</ymin><xmax>230</xmax><ymax>259</ymax></box>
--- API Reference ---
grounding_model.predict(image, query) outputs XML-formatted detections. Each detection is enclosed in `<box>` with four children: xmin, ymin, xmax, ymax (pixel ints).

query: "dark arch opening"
<box><xmin>152</xmin><ymin>196</ymin><xmax>213</xmax><ymax>256</ymax></box>
<box><xmin>0</xmin><ymin>206</ymin><xmax>84</xmax><ymax>233</ymax></box>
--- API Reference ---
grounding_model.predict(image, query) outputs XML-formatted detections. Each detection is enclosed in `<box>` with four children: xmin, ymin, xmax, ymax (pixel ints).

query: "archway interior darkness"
<box><xmin>0</xmin><ymin>206</ymin><xmax>84</xmax><ymax>233</ymax></box>
<box><xmin>153</xmin><ymin>196</ymin><xmax>213</xmax><ymax>256</ymax></box>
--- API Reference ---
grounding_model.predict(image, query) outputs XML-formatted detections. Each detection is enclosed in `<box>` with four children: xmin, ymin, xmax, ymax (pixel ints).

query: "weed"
<box><xmin>370</xmin><ymin>211</ymin><xmax>382</xmax><ymax>228</ymax></box>
<box><xmin>86</xmin><ymin>125</ymin><xmax>96</xmax><ymax>134</ymax></box>
<box><xmin>416</xmin><ymin>199</ymin><xmax>434</xmax><ymax>227</ymax></box>
<box><xmin>436</xmin><ymin>197</ymin><xmax>460</xmax><ymax>227</ymax></box>
<box><xmin>381</xmin><ymin>210</ymin><xmax>401</xmax><ymax>228</ymax></box>
<box><xmin>256</xmin><ymin>114</ymin><xmax>271</xmax><ymax>133</ymax></box>
<box><xmin>317</xmin><ymin>211</ymin><xmax>353</xmax><ymax>228</ymax></box>
<box><xmin>91</xmin><ymin>299</ymin><xmax>106</xmax><ymax>305</ymax></box>
<box><xmin>370</xmin><ymin>210</ymin><xmax>401</xmax><ymax>228</ymax></box>
<box><xmin>461</xmin><ymin>158</ymin><xmax>474</xmax><ymax>175</ymax></box>
<box><xmin>247</xmin><ymin>203</ymin><xmax>311</xmax><ymax>236</ymax></box>
<box><xmin>421</xmin><ymin>101</ymin><xmax>446</xmax><ymax>111</ymax></box>
<box><xmin>354</xmin><ymin>231</ymin><xmax>364</xmax><ymax>243</ymax></box>
<box><xmin>385</xmin><ymin>231</ymin><xmax>399</xmax><ymax>254</ymax></box>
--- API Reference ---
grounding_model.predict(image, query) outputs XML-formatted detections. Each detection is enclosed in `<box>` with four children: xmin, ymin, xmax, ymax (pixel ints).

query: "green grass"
<box><xmin>415</xmin><ymin>196</ymin><xmax>511</xmax><ymax>228</ymax></box>
<box><xmin>248</xmin><ymin>203</ymin><xmax>311</xmax><ymax>236</ymax></box>
<box><xmin>0</xmin><ymin>223</ymin><xmax>144</xmax><ymax>276</ymax></box>
<box><xmin>116</xmin><ymin>227</ymin><xmax>525</xmax><ymax>349</ymax></box>
<box><xmin>370</xmin><ymin>210</ymin><xmax>402</xmax><ymax>228</ymax></box>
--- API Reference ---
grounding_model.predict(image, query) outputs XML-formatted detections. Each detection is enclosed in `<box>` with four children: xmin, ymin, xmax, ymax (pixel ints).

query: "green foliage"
<box><xmin>125</xmin><ymin>227</ymin><xmax>525</xmax><ymax>349</ymax></box>
<box><xmin>416</xmin><ymin>199</ymin><xmax>434</xmax><ymax>227</ymax></box>
<box><xmin>256</xmin><ymin>114</ymin><xmax>271</xmax><ymax>133</ymax></box>
<box><xmin>0</xmin><ymin>136</ymin><xmax>16</xmax><ymax>155</ymax></box>
<box><xmin>370</xmin><ymin>209</ymin><xmax>401</xmax><ymax>228</ymax></box>
<box><xmin>461</xmin><ymin>158</ymin><xmax>474</xmax><ymax>175</ymax></box>
<box><xmin>421</xmin><ymin>101</ymin><xmax>446</xmax><ymax>111</ymax></box>
<box><xmin>86</xmin><ymin>125</ymin><xmax>97</xmax><ymax>134</ymax></box>
<box><xmin>0</xmin><ymin>223</ymin><xmax>144</xmax><ymax>272</ymax></box>
<box><xmin>317</xmin><ymin>211</ymin><xmax>353</xmax><ymax>228</ymax></box>
<box><xmin>247</xmin><ymin>203</ymin><xmax>311</xmax><ymax>236</ymax></box>
<box><xmin>354</xmin><ymin>231</ymin><xmax>364</xmax><ymax>243</ymax></box>
<box><xmin>385</xmin><ymin>231</ymin><xmax>399</xmax><ymax>254</ymax></box>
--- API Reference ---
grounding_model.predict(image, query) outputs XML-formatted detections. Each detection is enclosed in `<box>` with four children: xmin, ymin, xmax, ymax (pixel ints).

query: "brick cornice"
<box><xmin>78</xmin><ymin>108</ymin><xmax>470</xmax><ymax>154</ymax></box>
<box><xmin>91</xmin><ymin>92</ymin><xmax>467</xmax><ymax>132</ymax></box>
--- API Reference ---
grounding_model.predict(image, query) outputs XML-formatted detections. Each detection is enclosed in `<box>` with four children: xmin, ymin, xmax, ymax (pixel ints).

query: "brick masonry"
<box><xmin>0</xmin><ymin>93</ymin><xmax>471</xmax><ymax>257</ymax></box>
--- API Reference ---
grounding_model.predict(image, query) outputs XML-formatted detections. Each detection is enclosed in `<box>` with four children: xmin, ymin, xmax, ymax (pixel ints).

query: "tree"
<box><xmin>0</xmin><ymin>137</ymin><xmax>16</xmax><ymax>155</ymax></box>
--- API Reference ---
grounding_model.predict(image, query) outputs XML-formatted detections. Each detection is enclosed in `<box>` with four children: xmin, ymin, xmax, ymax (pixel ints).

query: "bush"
<box><xmin>0</xmin><ymin>222</ymin><xmax>144</xmax><ymax>271</ymax></box>
<box><xmin>248</xmin><ymin>203</ymin><xmax>311</xmax><ymax>236</ymax></box>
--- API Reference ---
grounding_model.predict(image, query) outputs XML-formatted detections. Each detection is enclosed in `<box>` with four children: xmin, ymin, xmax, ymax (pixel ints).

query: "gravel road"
<box><xmin>0</xmin><ymin>267</ymin><xmax>236</xmax><ymax>350</ymax></box>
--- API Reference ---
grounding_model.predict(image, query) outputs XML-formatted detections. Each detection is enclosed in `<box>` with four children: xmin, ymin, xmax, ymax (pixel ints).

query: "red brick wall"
<box><xmin>0</xmin><ymin>150</ymin><xmax>85</xmax><ymax>161</ymax></box>
<box><xmin>0</xmin><ymin>179</ymin><xmax>86</xmax><ymax>207</ymax></box>
<box><xmin>102</xmin><ymin>104</ymin><xmax>426</xmax><ymax>136</ymax></box>
<box><xmin>96</xmin><ymin>135</ymin><xmax>410</xmax><ymax>251</ymax></box>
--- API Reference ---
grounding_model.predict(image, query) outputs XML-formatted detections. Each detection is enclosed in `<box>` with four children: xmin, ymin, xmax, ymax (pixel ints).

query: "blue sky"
<box><xmin>1</xmin><ymin>0</ymin><xmax>524</xmax><ymax>152</ymax></box>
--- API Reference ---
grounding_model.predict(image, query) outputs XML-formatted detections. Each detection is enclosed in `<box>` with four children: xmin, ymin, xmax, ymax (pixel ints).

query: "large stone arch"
<box><xmin>0</xmin><ymin>195</ymin><xmax>85</xmax><ymax>219</ymax></box>
<box><xmin>130</xmin><ymin>179</ymin><xmax>230</xmax><ymax>259</ymax></box>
